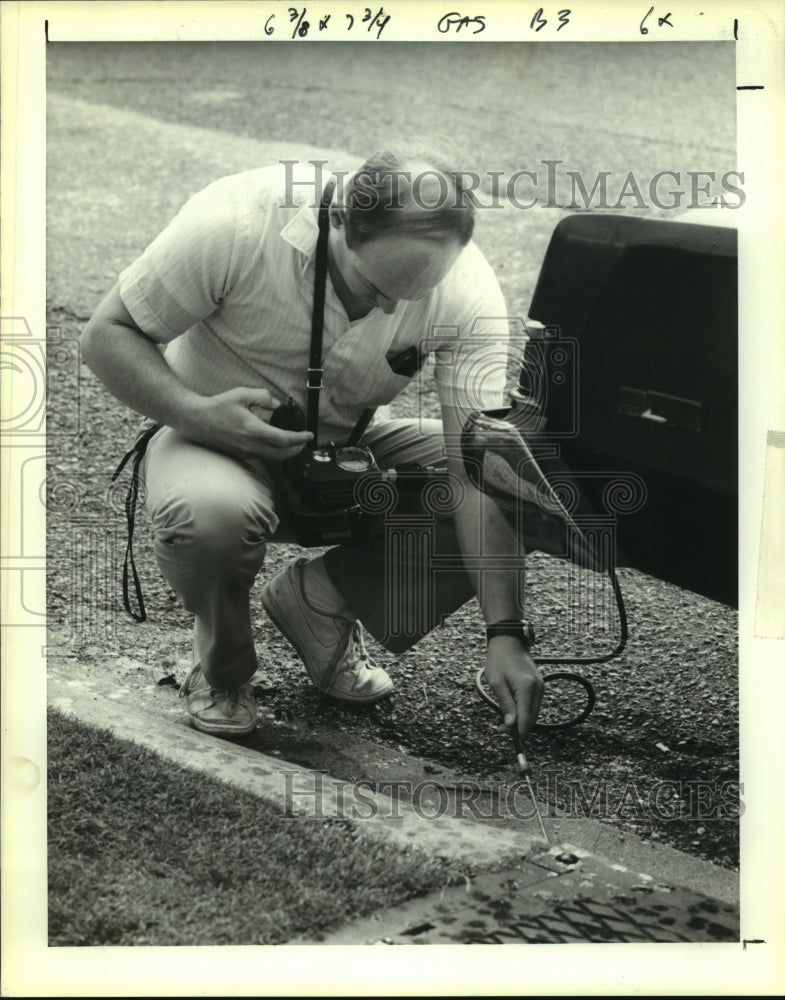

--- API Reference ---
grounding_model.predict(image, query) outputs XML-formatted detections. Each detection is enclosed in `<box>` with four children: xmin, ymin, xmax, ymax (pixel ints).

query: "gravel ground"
<box><xmin>45</xmin><ymin>41</ymin><xmax>740</xmax><ymax>869</ymax></box>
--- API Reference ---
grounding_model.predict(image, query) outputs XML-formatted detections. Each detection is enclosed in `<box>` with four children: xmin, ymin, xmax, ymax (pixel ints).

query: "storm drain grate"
<box><xmin>388</xmin><ymin>886</ymin><xmax>739</xmax><ymax>945</ymax></box>
<box><xmin>464</xmin><ymin>897</ymin><xmax>702</xmax><ymax>944</ymax></box>
<box><xmin>320</xmin><ymin>853</ymin><xmax>740</xmax><ymax>946</ymax></box>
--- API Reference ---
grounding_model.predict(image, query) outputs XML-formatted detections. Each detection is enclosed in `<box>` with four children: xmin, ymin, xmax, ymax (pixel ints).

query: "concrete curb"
<box><xmin>49</xmin><ymin>661</ymin><xmax>544</xmax><ymax>868</ymax></box>
<box><xmin>48</xmin><ymin>656</ymin><xmax>739</xmax><ymax>918</ymax></box>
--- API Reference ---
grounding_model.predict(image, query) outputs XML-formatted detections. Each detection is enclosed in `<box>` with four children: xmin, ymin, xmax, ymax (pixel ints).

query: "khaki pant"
<box><xmin>141</xmin><ymin>418</ymin><xmax>469</xmax><ymax>688</ymax></box>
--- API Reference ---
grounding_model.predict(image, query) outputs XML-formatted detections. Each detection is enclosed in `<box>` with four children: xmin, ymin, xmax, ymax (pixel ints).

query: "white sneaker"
<box><xmin>260</xmin><ymin>558</ymin><xmax>394</xmax><ymax>704</ymax></box>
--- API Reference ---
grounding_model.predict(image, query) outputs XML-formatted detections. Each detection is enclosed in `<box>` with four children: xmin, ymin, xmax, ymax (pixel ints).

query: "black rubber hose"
<box><xmin>475</xmin><ymin>568</ymin><xmax>627</xmax><ymax>730</ymax></box>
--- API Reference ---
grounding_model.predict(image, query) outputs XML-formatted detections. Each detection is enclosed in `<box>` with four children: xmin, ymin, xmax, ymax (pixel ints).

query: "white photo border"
<box><xmin>2</xmin><ymin>0</ymin><xmax>784</xmax><ymax>995</ymax></box>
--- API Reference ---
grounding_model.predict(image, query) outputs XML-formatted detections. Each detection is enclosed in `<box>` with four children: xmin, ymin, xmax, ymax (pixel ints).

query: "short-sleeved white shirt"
<box><xmin>119</xmin><ymin>162</ymin><xmax>511</xmax><ymax>444</ymax></box>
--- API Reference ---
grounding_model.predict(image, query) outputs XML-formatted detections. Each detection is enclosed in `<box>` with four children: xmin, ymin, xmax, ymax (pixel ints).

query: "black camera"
<box><xmin>270</xmin><ymin>397</ymin><xmax>449</xmax><ymax>546</ymax></box>
<box><xmin>271</xmin><ymin>397</ymin><xmax>382</xmax><ymax>545</ymax></box>
<box><xmin>284</xmin><ymin>439</ymin><xmax>383</xmax><ymax>544</ymax></box>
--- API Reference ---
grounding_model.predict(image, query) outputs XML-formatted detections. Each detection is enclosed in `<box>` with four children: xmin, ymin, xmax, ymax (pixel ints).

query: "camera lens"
<box><xmin>335</xmin><ymin>447</ymin><xmax>373</xmax><ymax>472</ymax></box>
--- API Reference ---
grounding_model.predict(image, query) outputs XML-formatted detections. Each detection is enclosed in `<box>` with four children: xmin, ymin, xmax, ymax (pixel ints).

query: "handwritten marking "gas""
<box><xmin>437</xmin><ymin>11</ymin><xmax>486</xmax><ymax>34</ymax></box>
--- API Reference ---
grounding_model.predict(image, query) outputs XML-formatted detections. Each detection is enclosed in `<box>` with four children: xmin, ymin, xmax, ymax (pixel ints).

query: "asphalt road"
<box><xmin>46</xmin><ymin>39</ymin><xmax>738</xmax><ymax>321</ymax></box>
<box><xmin>47</xmin><ymin>39</ymin><xmax>736</xmax><ymax>176</ymax></box>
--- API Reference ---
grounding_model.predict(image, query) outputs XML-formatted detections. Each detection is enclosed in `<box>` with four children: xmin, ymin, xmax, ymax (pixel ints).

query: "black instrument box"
<box><xmin>526</xmin><ymin>214</ymin><xmax>738</xmax><ymax>606</ymax></box>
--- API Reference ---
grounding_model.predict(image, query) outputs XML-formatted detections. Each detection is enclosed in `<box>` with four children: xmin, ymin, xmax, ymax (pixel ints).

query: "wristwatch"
<box><xmin>485</xmin><ymin>619</ymin><xmax>536</xmax><ymax>651</ymax></box>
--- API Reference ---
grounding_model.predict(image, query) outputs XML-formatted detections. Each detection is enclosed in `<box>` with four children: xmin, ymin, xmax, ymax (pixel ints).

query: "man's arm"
<box><xmin>441</xmin><ymin>402</ymin><xmax>544</xmax><ymax>743</ymax></box>
<box><xmin>81</xmin><ymin>283</ymin><xmax>312</xmax><ymax>462</ymax></box>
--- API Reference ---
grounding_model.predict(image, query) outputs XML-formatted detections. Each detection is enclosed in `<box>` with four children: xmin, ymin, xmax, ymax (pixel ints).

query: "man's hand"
<box><xmin>483</xmin><ymin>635</ymin><xmax>544</xmax><ymax>744</ymax></box>
<box><xmin>80</xmin><ymin>285</ymin><xmax>313</xmax><ymax>463</ymax></box>
<box><xmin>179</xmin><ymin>387</ymin><xmax>313</xmax><ymax>462</ymax></box>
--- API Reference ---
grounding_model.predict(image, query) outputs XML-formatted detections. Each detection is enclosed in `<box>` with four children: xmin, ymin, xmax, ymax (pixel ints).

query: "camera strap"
<box><xmin>306</xmin><ymin>175</ymin><xmax>377</xmax><ymax>448</ymax></box>
<box><xmin>306</xmin><ymin>176</ymin><xmax>337</xmax><ymax>440</ymax></box>
<box><xmin>111</xmin><ymin>421</ymin><xmax>163</xmax><ymax>622</ymax></box>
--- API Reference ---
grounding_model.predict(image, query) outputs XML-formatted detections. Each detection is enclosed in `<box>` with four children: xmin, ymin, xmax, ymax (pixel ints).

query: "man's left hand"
<box><xmin>483</xmin><ymin>636</ymin><xmax>544</xmax><ymax>744</ymax></box>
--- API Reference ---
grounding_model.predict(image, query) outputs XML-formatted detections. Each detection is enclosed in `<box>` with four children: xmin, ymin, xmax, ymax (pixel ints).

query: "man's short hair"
<box><xmin>343</xmin><ymin>147</ymin><xmax>475</xmax><ymax>249</ymax></box>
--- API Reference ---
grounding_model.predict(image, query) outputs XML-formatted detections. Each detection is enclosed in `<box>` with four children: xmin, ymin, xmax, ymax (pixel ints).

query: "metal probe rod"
<box><xmin>513</xmin><ymin>734</ymin><xmax>551</xmax><ymax>845</ymax></box>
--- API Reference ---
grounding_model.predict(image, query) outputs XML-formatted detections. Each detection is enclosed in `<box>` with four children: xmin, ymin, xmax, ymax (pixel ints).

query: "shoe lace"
<box><xmin>337</xmin><ymin>622</ymin><xmax>371</xmax><ymax>674</ymax></box>
<box><xmin>179</xmin><ymin>663</ymin><xmax>203</xmax><ymax>698</ymax></box>
<box><xmin>180</xmin><ymin>664</ymin><xmax>244</xmax><ymax>706</ymax></box>
<box><xmin>224</xmin><ymin>688</ymin><xmax>242</xmax><ymax>708</ymax></box>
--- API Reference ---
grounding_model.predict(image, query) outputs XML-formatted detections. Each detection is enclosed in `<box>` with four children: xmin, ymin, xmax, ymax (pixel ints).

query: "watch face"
<box><xmin>335</xmin><ymin>447</ymin><xmax>373</xmax><ymax>472</ymax></box>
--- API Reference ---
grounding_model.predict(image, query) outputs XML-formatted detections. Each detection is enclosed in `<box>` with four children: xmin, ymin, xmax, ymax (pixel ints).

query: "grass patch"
<box><xmin>47</xmin><ymin>708</ymin><xmax>453</xmax><ymax>946</ymax></box>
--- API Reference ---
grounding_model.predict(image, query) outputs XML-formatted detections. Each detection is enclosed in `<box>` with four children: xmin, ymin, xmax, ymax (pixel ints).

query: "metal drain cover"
<box><xmin>427</xmin><ymin>890</ymin><xmax>737</xmax><ymax>945</ymax></box>
<box><xmin>315</xmin><ymin>849</ymin><xmax>738</xmax><ymax>945</ymax></box>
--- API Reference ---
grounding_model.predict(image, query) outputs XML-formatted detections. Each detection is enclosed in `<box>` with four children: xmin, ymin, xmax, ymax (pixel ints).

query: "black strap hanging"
<box><xmin>306</xmin><ymin>177</ymin><xmax>337</xmax><ymax>441</ymax></box>
<box><xmin>307</xmin><ymin>176</ymin><xmax>378</xmax><ymax>448</ymax></box>
<box><xmin>110</xmin><ymin>422</ymin><xmax>162</xmax><ymax>622</ymax></box>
